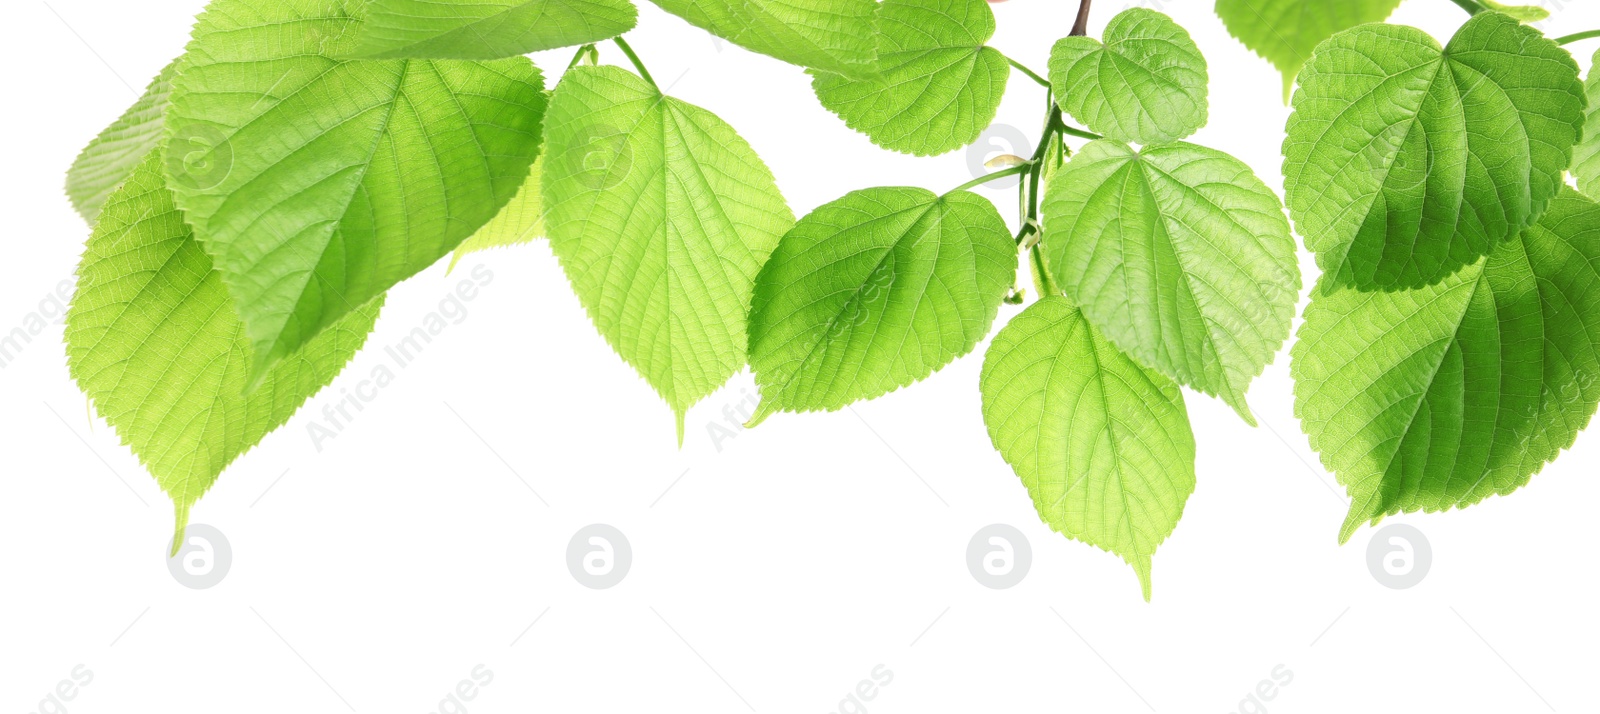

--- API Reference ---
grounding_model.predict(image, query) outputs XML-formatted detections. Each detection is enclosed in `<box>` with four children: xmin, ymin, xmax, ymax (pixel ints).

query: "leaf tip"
<box><xmin>244</xmin><ymin>350</ymin><xmax>275</xmax><ymax>394</ymax></box>
<box><xmin>1132</xmin><ymin>555</ymin><xmax>1154</xmax><ymax>602</ymax></box>
<box><xmin>169</xmin><ymin>500</ymin><xmax>192</xmax><ymax>558</ymax></box>
<box><xmin>744</xmin><ymin>400</ymin><xmax>776</xmax><ymax>430</ymax></box>
<box><xmin>1337</xmin><ymin>512</ymin><xmax>1364</xmax><ymax>545</ymax></box>
<box><xmin>1226</xmin><ymin>395</ymin><xmax>1258</xmax><ymax>427</ymax></box>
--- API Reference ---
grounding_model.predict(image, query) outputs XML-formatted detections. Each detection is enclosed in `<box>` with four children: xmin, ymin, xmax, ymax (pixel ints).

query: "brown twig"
<box><xmin>1070</xmin><ymin>0</ymin><xmax>1092</xmax><ymax>37</ymax></box>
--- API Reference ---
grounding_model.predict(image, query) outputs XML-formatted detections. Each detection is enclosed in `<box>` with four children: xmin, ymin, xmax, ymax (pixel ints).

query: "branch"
<box><xmin>1071</xmin><ymin>0</ymin><xmax>1093</xmax><ymax>37</ymax></box>
<box><xmin>1446</xmin><ymin>0</ymin><xmax>1486</xmax><ymax>15</ymax></box>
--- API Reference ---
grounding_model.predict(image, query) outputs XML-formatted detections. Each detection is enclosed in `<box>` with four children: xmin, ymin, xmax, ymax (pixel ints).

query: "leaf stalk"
<box><xmin>613</xmin><ymin>36</ymin><xmax>657</xmax><ymax>89</ymax></box>
<box><xmin>1556</xmin><ymin>29</ymin><xmax>1600</xmax><ymax>46</ymax></box>
<box><xmin>953</xmin><ymin>163</ymin><xmax>1035</xmax><ymax>192</ymax></box>
<box><xmin>1031</xmin><ymin>244</ymin><xmax>1059</xmax><ymax>297</ymax></box>
<box><xmin>1060</xmin><ymin>125</ymin><xmax>1102</xmax><ymax>141</ymax></box>
<box><xmin>1007</xmin><ymin>58</ymin><xmax>1050</xmax><ymax>88</ymax></box>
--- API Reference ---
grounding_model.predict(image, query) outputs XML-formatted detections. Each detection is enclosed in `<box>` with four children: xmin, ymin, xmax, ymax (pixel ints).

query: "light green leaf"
<box><xmin>65</xmin><ymin>61</ymin><xmax>176</xmax><ymax>225</ymax></box>
<box><xmin>165</xmin><ymin>0</ymin><xmax>546</xmax><ymax>380</ymax></box>
<box><xmin>747</xmin><ymin>187</ymin><xmax>1014</xmax><ymax>423</ymax></box>
<box><xmin>1481</xmin><ymin>1</ymin><xmax>1550</xmax><ymax>22</ymax></box>
<box><xmin>1041</xmin><ymin>139</ymin><xmax>1299</xmax><ymax>423</ymax></box>
<box><xmin>65</xmin><ymin>151</ymin><xmax>380</xmax><ymax>549</ymax></box>
<box><xmin>1048</xmin><ymin>8</ymin><xmax>1207</xmax><ymax>145</ymax></box>
<box><xmin>351</xmin><ymin>0</ymin><xmax>637</xmax><ymax>59</ymax></box>
<box><xmin>450</xmin><ymin>155</ymin><xmax>545</xmax><ymax>271</ymax></box>
<box><xmin>980</xmin><ymin>296</ymin><xmax>1196</xmax><ymax>601</ymax></box>
<box><xmin>543</xmin><ymin>66</ymin><xmax>793</xmax><ymax>439</ymax></box>
<box><xmin>1293</xmin><ymin>188</ymin><xmax>1600</xmax><ymax>542</ymax></box>
<box><xmin>1572</xmin><ymin>48</ymin><xmax>1600</xmax><ymax>199</ymax></box>
<box><xmin>811</xmin><ymin>0</ymin><xmax>1008</xmax><ymax>157</ymax></box>
<box><xmin>1283</xmin><ymin>13</ymin><xmax>1584</xmax><ymax>292</ymax></box>
<box><xmin>648</xmin><ymin>0</ymin><xmax>875</xmax><ymax>76</ymax></box>
<box><xmin>1214</xmin><ymin>0</ymin><xmax>1402</xmax><ymax>98</ymax></box>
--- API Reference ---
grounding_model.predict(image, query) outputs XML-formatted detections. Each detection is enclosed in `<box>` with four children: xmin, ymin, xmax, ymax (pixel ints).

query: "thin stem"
<box><xmin>1009</xmin><ymin>106</ymin><xmax>1062</xmax><ymax>245</ymax></box>
<box><xmin>1060</xmin><ymin>125</ymin><xmax>1102</xmax><ymax>141</ymax></box>
<box><xmin>1030</xmin><ymin>85</ymin><xmax>1098</xmax><ymax>145</ymax></box>
<box><xmin>1446</xmin><ymin>0</ymin><xmax>1486</xmax><ymax>15</ymax></box>
<box><xmin>612</xmin><ymin>36</ymin><xmax>657</xmax><ymax>89</ymax></box>
<box><xmin>1036</xmin><ymin>91</ymin><xmax>1057</xmax><ymax>163</ymax></box>
<box><xmin>1031</xmin><ymin>107</ymin><xmax>1063</xmax><ymax>163</ymax></box>
<box><xmin>1027</xmin><ymin>158</ymin><xmax>1043</xmax><ymax>215</ymax></box>
<box><xmin>1071</xmin><ymin>0</ymin><xmax>1093</xmax><ymax>37</ymax></box>
<box><xmin>1556</xmin><ymin>29</ymin><xmax>1600</xmax><ymax>46</ymax></box>
<box><xmin>1025</xmin><ymin>101</ymin><xmax>1053</xmax><ymax>227</ymax></box>
<box><xmin>953</xmin><ymin>163</ymin><xmax>1034</xmax><ymax>192</ymax></box>
<box><xmin>1008</xmin><ymin>58</ymin><xmax>1049</xmax><ymax>88</ymax></box>
<box><xmin>1012</xmin><ymin>106</ymin><xmax>1061</xmax><ymax>247</ymax></box>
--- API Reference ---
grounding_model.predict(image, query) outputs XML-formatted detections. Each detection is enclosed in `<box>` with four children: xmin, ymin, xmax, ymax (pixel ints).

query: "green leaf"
<box><xmin>1048</xmin><ymin>8</ymin><xmax>1207</xmax><ymax>145</ymax></box>
<box><xmin>65</xmin><ymin>151</ymin><xmax>380</xmax><ymax>550</ymax></box>
<box><xmin>351</xmin><ymin>0</ymin><xmax>637</xmax><ymax>59</ymax></box>
<box><xmin>746</xmin><ymin>187</ymin><xmax>1014</xmax><ymax>423</ymax></box>
<box><xmin>1214</xmin><ymin>0</ymin><xmax>1402</xmax><ymax>98</ymax></box>
<box><xmin>1283</xmin><ymin>13</ymin><xmax>1585</xmax><ymax>292</ymax></box>
<box><xmin>543</xmin><ymin>65</ymin><xmax>794</xmax><ymax>439</ymax></box>
<box><xmin>1041</xmin><ymin>139</ymin><xmax>1299</xmax><ymax>423</ymax></box>
<box><xmin>810</xmin><ymin>0</ymin><xmax>1008</xmax><ymax>157</ymax></box>
<box><xmin>1481</xmin><ymin>1</ymin><xmax>1550</xmax><ymax>22</ymax></box>
<box><xmin>1572</xmin><ymin>48</ymin><xmax>1600</xmax><ymax>199</ymax></box>
<box><xmin>165</xmin><ymin>0</ymin><xmax>546</xmax><ymax>380</ymax></box>
<box><xmin>449</xmin><ymin>155</ymin><xmax>545</xmax><ymax>271</ymax></box>
<box><xmin>65</xmin><ymin>61</ymin><xmax>176</xmax><ymax>225</ymax></box>
<box><xmin>980</xmin><ymin>296</ymin><xmax>1196</xmax><ymax>601</ymax></box>
<box><xmin>1293</xmin><ymin>188</ymin><xmax>1600</xmax><ymax>542</ymax></box>
<box><xmin>647</xmin><ymin>0</ymin><xmax>875</xmax><ymax>76</ymax></box>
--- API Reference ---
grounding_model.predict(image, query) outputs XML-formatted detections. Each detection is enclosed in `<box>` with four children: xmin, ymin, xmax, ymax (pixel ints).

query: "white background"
<box><xmin>3</xmin><ymin>1</ymin><xmax>1599</xmax><ymax>712</ymax></box>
